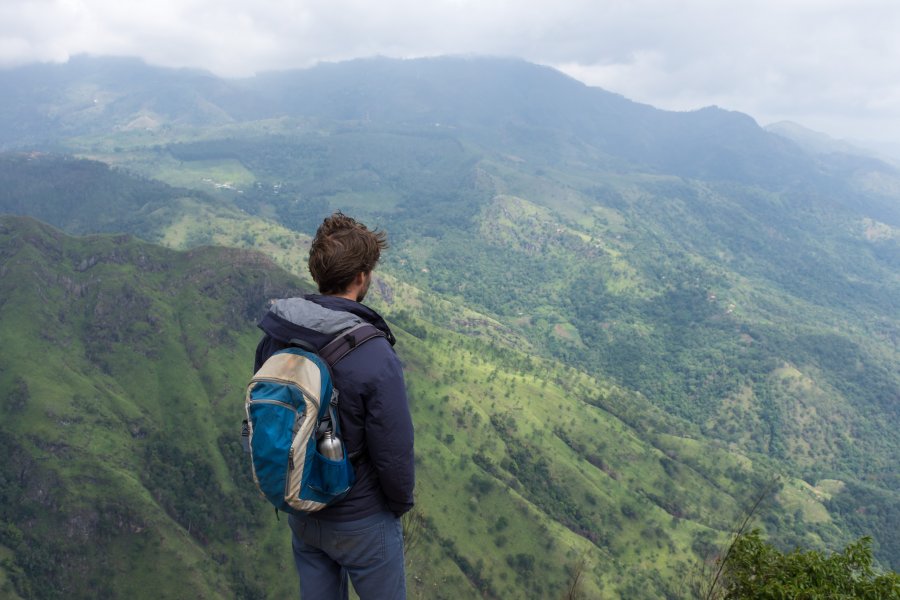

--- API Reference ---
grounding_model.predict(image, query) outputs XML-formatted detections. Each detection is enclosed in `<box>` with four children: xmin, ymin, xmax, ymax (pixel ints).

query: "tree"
<box><xmin>715</xmin><ymin>529</ymin><xmax>899</xmax><ymax>599</ymax></box>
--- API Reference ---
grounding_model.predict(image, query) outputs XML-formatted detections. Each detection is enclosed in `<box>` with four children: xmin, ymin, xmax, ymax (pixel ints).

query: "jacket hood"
<box><xmin>258</xmin><ymin>294</ymin><xmax>396</xmax><ymax>350</ymax></box>
<box><xmin>269</xmin><ymin>296</ymin><xmax>362</xmax><ymax>335</ymax></box>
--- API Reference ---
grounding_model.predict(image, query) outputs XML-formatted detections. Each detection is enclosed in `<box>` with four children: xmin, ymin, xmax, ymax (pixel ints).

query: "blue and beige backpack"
<box><xmin>243</xmin><ymin>323</ymin><xmax>384</xmax><ymax>515</ymax></box>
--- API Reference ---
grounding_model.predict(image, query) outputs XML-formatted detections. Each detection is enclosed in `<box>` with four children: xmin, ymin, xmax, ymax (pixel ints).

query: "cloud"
<box><xmin>546</xmin><ymin>1</ymin><xmax>900</xmax><ymax>147</ymax></box>
<box><xmin>1</xmin><ymin>0</ymin><xmax>899</xmax><ymax>150</ymax></box>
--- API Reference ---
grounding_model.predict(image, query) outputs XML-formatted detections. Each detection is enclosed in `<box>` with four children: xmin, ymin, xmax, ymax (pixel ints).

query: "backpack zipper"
<box><xmin>248</xmin><ymin>398</ymin><xmax>296</xmax><ymax>411</ymax></box>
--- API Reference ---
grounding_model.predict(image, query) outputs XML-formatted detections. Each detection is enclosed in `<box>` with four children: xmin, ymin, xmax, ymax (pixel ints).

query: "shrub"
<box><xmin>717</xmin><ymin>529</ymin><xmax>900</xmax><ymax>599</ymax></box>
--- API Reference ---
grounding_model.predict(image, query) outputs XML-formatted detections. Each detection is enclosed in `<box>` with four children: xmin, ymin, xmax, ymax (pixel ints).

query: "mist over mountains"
<box><xmin>0</xmin><ymin>57</ymin><xmax>824</xmax><ymax>171</ymax></box>
<box><xmin>0</xmin><ymin>55</ymin><xmax>898</xmax><ymax>598</ymax></box>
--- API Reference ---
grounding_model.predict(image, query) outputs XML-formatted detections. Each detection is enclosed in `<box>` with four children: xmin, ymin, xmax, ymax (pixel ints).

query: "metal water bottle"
<box><xmin>318</xmin><ymin>429</ymin><xmax>344</xmax><ymax>460</ymax></box>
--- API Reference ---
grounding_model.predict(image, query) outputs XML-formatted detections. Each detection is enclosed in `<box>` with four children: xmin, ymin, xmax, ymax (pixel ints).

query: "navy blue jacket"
<box><xmin>254</xmin><ymin>294</ymin><xmax>415</xmax><ymax>520</ymax></box>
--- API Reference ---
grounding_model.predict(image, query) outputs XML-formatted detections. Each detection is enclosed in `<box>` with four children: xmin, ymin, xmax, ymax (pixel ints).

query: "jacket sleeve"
<box><xmin>254</xmin><ymin>335</ymin><xmax>271</xmax><ymax>371</ymax></box>
<box><xmin>254</xmin><ymin>334</ymin><xmax>289</xmax><ymax>371</ymax></box>
<box><xmin>364</xmin><ymin>347</ymin><xmax>415</xmax><ymax>516</ymax></box>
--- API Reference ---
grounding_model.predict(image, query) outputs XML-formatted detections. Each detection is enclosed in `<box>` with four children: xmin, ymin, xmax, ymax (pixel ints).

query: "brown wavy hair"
<box><xmin>308</xmin><ymin>212</ymin><xmax>388</xmax><ymax>295</ymax></box>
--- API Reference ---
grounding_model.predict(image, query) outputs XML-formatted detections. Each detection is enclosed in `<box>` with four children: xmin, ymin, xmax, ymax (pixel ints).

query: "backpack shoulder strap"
<box><xmin>319</xmin><ymin>323</ymin><xmax>386</xmax><ymax>367</ymax></box>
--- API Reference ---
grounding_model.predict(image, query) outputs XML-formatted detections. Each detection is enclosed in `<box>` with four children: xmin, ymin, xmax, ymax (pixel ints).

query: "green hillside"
<box><xmin>0</xmin><ymin>215</ymin><xmax>306</xmax><ymax>598</ymax></box>
<box><xmin>0</xmin><ymin>217</ymin><xmax>761</xmax><ymax>598</ymax></box>
<box><xmin>1</xmin><ymin>55</ymin><xmax>899</xmax><ymax>597</ymax></box>
<box><xmin>1</xmin><ymin>214</ymin><xmax>857</xmax><ymax>599</ymax></box>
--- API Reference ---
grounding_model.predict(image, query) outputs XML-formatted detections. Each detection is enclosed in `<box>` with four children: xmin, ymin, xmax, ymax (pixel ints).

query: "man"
<box><xmin>254</xmin><ymin>212</ymin><xmax>415</xmax><ymax>600</ymax></box>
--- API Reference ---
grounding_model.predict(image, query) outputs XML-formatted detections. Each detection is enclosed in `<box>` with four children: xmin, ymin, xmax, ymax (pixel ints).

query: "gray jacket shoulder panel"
<box><xmin>269</xmin><ymin>297</ymin><xmax>362</xmax><ymax>335</ymax></box>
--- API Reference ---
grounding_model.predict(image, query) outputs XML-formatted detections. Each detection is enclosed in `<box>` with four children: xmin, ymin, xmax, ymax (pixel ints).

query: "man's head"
<box><xmin>308</xmin><ymin>212</ymin><xmax>388</xmax><ymax>301</ymax></box>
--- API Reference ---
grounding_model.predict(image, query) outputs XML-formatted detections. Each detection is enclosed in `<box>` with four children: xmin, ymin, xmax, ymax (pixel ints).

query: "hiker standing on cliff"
<box><xmin>254</xmin><ymin>212</ymin><xmax>415</xmax><ymax>600</ymax></box>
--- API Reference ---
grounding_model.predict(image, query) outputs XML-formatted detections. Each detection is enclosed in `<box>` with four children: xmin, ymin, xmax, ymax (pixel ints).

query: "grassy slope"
<box><xmin>0</xmin><ymin>216</ymin><xmax>302</xmax><ymax>599</ymax></box>
<box><xmin>1</xmin><ymin>214</ymin><xmax>836</xmax><ymax>599</ymax></box>
<box><xmin>1</xmin><ymin>136</ymin><xmax>897</xmax><ymax>595</ymax></box>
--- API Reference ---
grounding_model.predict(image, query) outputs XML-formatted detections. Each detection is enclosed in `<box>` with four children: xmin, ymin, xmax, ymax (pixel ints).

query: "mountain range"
<box><xmin>0</xmin><ymin>55</ymin><xmax>898</xmax><ymax>599</ymax></box>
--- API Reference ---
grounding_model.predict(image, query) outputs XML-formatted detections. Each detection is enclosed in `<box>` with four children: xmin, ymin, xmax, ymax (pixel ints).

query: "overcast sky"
<box><xmin>2</xmin><ymin>0</ymin><xmax>899</xmax><ymax>156</ymax></box>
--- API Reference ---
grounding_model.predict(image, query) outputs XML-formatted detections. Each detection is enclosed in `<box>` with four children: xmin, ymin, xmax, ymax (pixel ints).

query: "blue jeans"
<box><xmin>288</xmin><ymin>510</ymin><xmax>406</xmax><ymax>600</ymax></box>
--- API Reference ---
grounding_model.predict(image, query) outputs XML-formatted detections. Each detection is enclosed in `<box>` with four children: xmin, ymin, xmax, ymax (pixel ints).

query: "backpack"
<box><xmin>242</xmin><ymin>323</ymin><xmax>385</xmax><ymax>515</ymax></box>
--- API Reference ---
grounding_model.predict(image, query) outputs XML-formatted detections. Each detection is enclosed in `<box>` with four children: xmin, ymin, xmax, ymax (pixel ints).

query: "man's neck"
<box><xmin>330</xmin><ymin>271</ymin><xmax>370</xmax><ymax>303</ymax></box>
